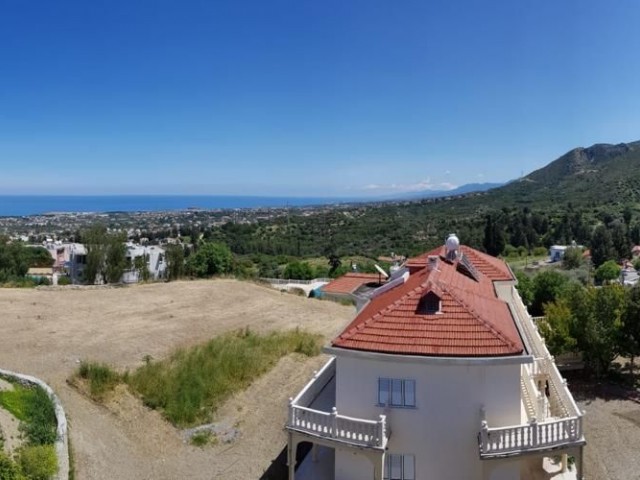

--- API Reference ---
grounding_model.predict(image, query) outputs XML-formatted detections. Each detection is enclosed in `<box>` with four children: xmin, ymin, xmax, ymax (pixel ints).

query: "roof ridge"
<box><xmin>440</xmin><ymin>282</ymin><xmax>520</xmax><ymax>351</ymax></box>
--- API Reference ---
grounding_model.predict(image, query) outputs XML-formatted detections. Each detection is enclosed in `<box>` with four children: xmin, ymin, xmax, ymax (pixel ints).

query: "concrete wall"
<box><xmin>0</xmin><ymin>368</ymin><xmax>69</xmax><ymax>480</ymax></box>
<box><xmin>333</xmin><ymin>353</ymin><xmax>523</xmax><ymax>480</ymax></box>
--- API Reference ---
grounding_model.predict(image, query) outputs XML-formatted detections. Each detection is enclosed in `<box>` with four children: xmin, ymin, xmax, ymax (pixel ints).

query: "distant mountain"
<box><xmin>483</xmin><ymin>140</ymin><xmax>640</xmax><ymax>207</ymax></box>
<box><xmin>395</xmin><ymin>182</ymin><xmax>505</xmax><ymax>200</ymax></box>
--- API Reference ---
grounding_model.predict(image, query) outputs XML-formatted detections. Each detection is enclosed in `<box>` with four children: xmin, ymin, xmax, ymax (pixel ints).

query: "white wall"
<box><xmin>333</xmin><ymin>352</ymin><xmax>523</xmax><ymax>480</ymax></box>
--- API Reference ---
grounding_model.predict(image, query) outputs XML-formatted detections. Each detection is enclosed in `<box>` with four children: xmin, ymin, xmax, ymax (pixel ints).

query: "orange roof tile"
<box><xmin>332</xmin><ymin>245</ymin><xmax>524</xmax><ymax>357</ymax></box>
<box><xmin>322</xmin><ymin>273</ymin><xmax>384</xmax><ymax>295</ymax></box>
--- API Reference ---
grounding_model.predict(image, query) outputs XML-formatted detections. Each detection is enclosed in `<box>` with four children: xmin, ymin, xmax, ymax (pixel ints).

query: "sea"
<box><xmin>0</xmin><ymin>195</ymin><xmax>359</xmax><ymax>217</ymax></box>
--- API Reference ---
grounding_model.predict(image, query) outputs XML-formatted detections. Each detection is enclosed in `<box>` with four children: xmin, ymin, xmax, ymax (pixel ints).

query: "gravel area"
<box><xmin>0</xmin><ymin>279</ymin><xmax>353</xmax><ymax>479</ymax></box>
<box><xmin>578</xmin><ymin>394</ymin><xmax>640</xmax><ymax>480</ymax></box>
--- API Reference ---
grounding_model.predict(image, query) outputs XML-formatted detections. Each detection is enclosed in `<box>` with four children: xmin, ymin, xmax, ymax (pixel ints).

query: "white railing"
<box><xmin>479</xmin><ymin>416</ymin><xmax>583</xmax><ymax>457</ymax></box>
<box><xmin>288</xmin><ymin>405</ymin><xmax>387</xmax><ymax>449</ymax></box>
<box><xmin>260</xmin><ymin>277</ymin><xmax>331</xmax><ymax>285</ymax></box>
<box><xmin>287</xmin><ymin>357</ymin><xmax>388</xmax><ymax>449</ymax></box>
<box><xmin>521</xmin><ymin>364</ymin><xmax>547</xmax><ymax>421</ymax></box>
<box><xmin>291</xmin><ymin>358</ymin><xmax>335</xmax><ymax>408</ymax></box>
<box><xmin>508</xmin><ymin>287</ymin><xmax>581</xmax><ymax>419</ymax></box>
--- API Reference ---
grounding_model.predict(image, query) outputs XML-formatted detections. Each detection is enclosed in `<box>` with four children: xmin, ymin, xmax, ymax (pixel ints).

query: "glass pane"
<box><xmin>390</xmin><ymin>454</ymin><xmax>402</xmax><ymax>480</ymax></box>
<box><xmin>379</xmin><ymin>378</ymin><xmax>390</xmax><ymax>405</ymax></box>
<box><xmin>391</xmin><ymin>379</ymin><xmax>403</xmax><ymax>406</ymax></box>
<box><xmin>404</xmin><ymin>380</ymin><xmax>416</xmax><ymax>407</ymax></box>
<box><xmin>403</xmin><ymin>455</ymin><xmax>415</xmax><ymax>480</ymax></box>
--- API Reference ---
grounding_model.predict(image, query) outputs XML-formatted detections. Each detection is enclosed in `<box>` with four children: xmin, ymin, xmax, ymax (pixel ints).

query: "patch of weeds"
<box><xmin>17</xmin><ymin>444</ymin><xmax>58</xmax><ymax>480</ymax></box>
<box><xmin>127</xmin><ymin>328</ymin><xmax>322</xmax><ymax>427</ymax></box>
<box><xmin>0</xmin><ymin>383</ymin><xmax>56</xmax><ymax>446</ymax></box>
<box><xmin>77</xmin><ymin>361</ymin><xmax>121</xmax><ymax>400</ymax></box>
<box><xmin>190</xmin><ymin>430</ymin><xmax>217</xmax><ymax>447</ymax></box>
<box><xmin>0</xmin><ymin>452</ymin><xmax>19</xmax><ymax>480</ymax></box>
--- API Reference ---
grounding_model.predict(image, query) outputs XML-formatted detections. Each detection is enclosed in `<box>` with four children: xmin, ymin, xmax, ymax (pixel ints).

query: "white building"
<box><xmin>43</xmin><ymin>241</ymin><xmax>165</xmax><ymax>284</ymax></box>
<box><xmin>286</xmin><ymin>236</ymin><xmax>585</xmax><ymax>480</ymax></box>
<box><xmin>42</xmin><ymin>241</ymin><xmax>87</xmax><ymax>284</ymax></box>
<box><xmin>120</xmin><ymin>243</ymin><xmax>167</xmax><ymax>283</ymax></box>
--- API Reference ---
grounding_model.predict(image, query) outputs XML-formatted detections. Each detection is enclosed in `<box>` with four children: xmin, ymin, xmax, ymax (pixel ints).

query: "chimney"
<box><xmin>427</xmin><ymin>255</ymin><xmax>439</xmax><ymax>271</ymax></box>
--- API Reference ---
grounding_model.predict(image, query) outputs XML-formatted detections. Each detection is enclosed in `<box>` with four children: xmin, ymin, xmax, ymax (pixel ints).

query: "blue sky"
<box><xmin>1</xmin><ymin>1</ymin><xmax>640</xmax><ymax>196</ymax></box>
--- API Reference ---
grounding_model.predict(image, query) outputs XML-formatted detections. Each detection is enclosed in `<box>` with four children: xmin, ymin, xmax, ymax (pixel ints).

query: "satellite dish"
<box><xmin>374</xmin><ymin>264</ymin><xmax>389</xmax><ymax>278</ymax></box>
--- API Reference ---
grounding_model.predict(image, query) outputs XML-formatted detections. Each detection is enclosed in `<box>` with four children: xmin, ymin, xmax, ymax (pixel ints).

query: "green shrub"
<box><xmin>190</xmin><ymin>430</ymin><xmax>215</xmax><ymax>447</ymax></box>
<box><xmin>57</xmin><ymin>276</ymin><xmax>72</xmax><ymax>286</ymax></box>
<box><xmin>533</xmin><ymin>246</ymin><xmax>548</xmax><ymax>257</ymax></box>
<box><xmin>0</xmin><ymin>453</ymin><xmax>19</xmax><ymax>480</ymax></box>
<box><xmin>77</xmin><ymin>362</ymin><xmax>121</xmax><ymax>400</ymax></box>
<box><xmin>17</xmin><ymin>445</ymin><xmax>57</xmax><ymax>480</ymax></box>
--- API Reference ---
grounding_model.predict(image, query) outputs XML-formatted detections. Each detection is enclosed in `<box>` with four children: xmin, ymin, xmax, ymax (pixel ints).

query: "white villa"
<box><xmin>286</xmin><ymin>235</ymin><xmax>585</xmax><ymax>480</ymax></box>
<box><xmin>42</xmin><ymin>240</ymin><xmax>166</xmax><ymax>284</ymax></box>
<box><xmin>121</xmin><ymin>242</ymin><xmax>167</xmax><ymax>283</ymax></box>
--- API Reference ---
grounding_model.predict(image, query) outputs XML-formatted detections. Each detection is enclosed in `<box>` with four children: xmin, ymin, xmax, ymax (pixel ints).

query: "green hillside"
<box><xmin>488</xmin><ymin>141</ymin><xmax>640</xmax><ymax>207</ymax></box>
<box><xmin>205</xmin><ymin>140</ymin><xmax>640</xmax><ymax>265</ymax></box>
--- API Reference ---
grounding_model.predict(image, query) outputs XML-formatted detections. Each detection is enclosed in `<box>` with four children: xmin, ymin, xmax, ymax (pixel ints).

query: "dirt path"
<box><xmin>0</xmin><ymin>280</ymin><xmax>353</xmax><ymax>479</ymax></box>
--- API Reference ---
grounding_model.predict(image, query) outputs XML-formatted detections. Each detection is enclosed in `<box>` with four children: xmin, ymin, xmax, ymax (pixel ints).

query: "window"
<box><xmin>417</xmin><ymin>291</ymin><xmax>440</xmax><ymax>314</ymax></box>
<box><xmin>384</xmin><ymin>454</ymin><xmax>415</xmax><ymax>480</ymax></box>
<box><xmin>378</xmin><ymin>378</ymin><xmax>416</xmax><ymax>407</ymax></box>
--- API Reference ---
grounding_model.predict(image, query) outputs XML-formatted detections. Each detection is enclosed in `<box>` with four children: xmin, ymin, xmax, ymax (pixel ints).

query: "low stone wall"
<box><xmin>0</xmin><ymin>368</ymin><xmax>69</xmax><ymax>480</ymax></box>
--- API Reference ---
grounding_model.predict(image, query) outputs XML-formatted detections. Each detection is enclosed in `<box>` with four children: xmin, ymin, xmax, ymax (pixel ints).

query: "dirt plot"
<box><xmin>577</xmin><ymin>394</ymin><xmax>640</xmax><ymax>480</ymax></box>
<box><xmin>0</xmin><ymin>280</ymin><xmax>353</xmax><ymax>479</ymax></box>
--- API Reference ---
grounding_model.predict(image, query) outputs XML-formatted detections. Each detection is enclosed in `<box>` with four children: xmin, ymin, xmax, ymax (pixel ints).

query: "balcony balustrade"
<box><xmin>286</xmin><ymin>357</ymin><xmax>389</xmax><ymax>451</ymax></box>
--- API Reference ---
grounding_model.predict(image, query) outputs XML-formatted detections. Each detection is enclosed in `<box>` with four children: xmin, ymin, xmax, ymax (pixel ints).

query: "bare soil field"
<box><xmin>0</xmin><ymin>280</ymin><xmax>353</xmax><ymax>480</ymax></box>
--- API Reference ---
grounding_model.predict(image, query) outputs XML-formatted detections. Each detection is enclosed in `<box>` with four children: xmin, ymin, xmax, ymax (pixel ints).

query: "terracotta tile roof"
<box><xmin>406</xmin><ymin>245</ymin><xmax>514</xmax><ymax>281</ymax></box>
<box><xmin>332</xmin><ymin>245</ymin><xmax>524</xmax><ymax>357</ymax></box>
<box><xmin>322</xmin><ymin>273</ymin><xmax>384</xmax><ymax>295</ymax></box>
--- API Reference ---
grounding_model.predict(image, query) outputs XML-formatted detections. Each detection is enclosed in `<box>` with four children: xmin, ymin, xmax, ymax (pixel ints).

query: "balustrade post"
<box><xmin>530</xmin><ymin>417</ymin><xmax>538</xmax><ymax>447</ymax></box>
<box><xmin>288</xmin><ymin>398</ymin><xmax>294</xmax><ymax>426</ymax></box>
<box><xmin>480</xmin><ymin>420</ymin><xmax>489</xmax><ymax>452</ymax></box>
<box><xmin>378</xmin><ymin>414</ymin><xmax>387</xmax><ymax>446</ymax></box>
<box><xmin>331</xmin><ymin>407</ymin><xmax>338</xmax><ymax>438</ymax></box>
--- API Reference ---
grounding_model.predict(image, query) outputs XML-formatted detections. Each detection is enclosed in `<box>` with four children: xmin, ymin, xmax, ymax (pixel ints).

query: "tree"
<box><xmin>569</xmin><ymin>284</ymin><xmax>625</xmax><ymax>377</ymax></box>
<box><xmin>538</xmin><ymin>298</ymin><xmax>577</xmax><ymax>356</ymax></box>
<box><xmin>621</xmin><ymin>284</ymin><xmax>640</xmax><ymax>376</ymax></box>
<box><xmin>105</xmin><ymin>238</ymin><xmax>127</xmax><ymax>284</ymax></box>
<box><xmin>283</xmin><ymin>260</ymin><xmax>314</xmax><ymax>280</ymax></box>
<box><xmin>610</xmin><ymin>221</ymin><xmax>631</xmax><ymax>260</ymax></box>
<box><xmin>82</xmin><ymin>225</ymin><xmax>127</xmax><ymax>284</ymax></box>
<box><xmin>595</xmin><ymin>260</ymin><xmax>621</xmax><ymax>285</ymax></box>
<box><xmin>530</xmin><ymin>270</ymin><xmax>569</xmax><ymax>316</ymax></box>
<box><xmin>186</xmin><ymin>242</ymin><xmax>233</xmax><ymax>277</ymax></box>
<box><xmin>562</xmin><ymin>247</ymin><xmax>583</xmax><ymax>270</ymax></box>
<box><xmin>515</xmin><ymin>271</ymin><xmax>534</xmax><ymax>306</ymax></box>
<box><xmin>483</xmin><ymin>213</ymin><xmax>505</xmax><ymax>256</ymax></box>
<box><xmin>165</xmin><ymin>244</ymin><xmax>185</xmax><ymax>281</ymax></box>
<box><xmin>590</xmin><ymin>225</ymin><xmax>616</xmax><ymax>268</ymax></box>
<box><xmin>134</xmin><ymin>254</ymin><xmax>150</xmax><ymax>282</ymax></box>
<box><xmin>83</xmin><ymin>225</ymin><xmax>109</xmax><ymax>284</ymax></box>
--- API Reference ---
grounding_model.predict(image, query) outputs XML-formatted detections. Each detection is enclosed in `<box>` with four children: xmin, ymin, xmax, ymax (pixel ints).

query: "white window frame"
<box><xmin>384</xmin><ymin>454</ymin><xmax>415</xmax><ymax>480</ymax></box>
<box><xmin>378</xmin><ymin>378</ymin><xmax>416</xmax><ymax>408</ymax></box>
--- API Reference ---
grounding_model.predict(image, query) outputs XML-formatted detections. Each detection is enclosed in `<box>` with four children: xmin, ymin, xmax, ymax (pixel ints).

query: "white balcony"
<box><xmin>479</xmin><ymin>416</ymin><xmax>583</xmax><ymax>458</ymax></box>
<box><xmin>481</xmin><ymin>286</ymin><xmax>586</xmax><ymax>459</ymax></box>
<box><xmin>286</xmin><ymin>357</ymin><xmax>389</xmax><ymax>451</ymax></box>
